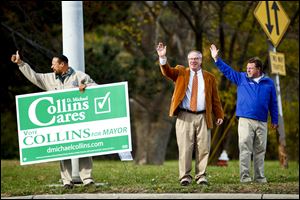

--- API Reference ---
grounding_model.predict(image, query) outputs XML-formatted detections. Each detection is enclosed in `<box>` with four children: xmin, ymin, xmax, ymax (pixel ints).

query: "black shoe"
<box><xmin>180</xmin><ymin>180</ymin><xmax>190</xmax><ymax>186</ymax></box>
<box><xmin>180</xmin><ymin>177</ymin><xmax>191</xmax><ymax>186</ymax></box>
<box><xmin>84</xmin><ymin>181</ymin><xmax>95</xmax><ymax>187</ymax></box>
<box><xmin>63</xmin><ymin>183</ymin><xmax>74</xmax><ymax>189</ymax></box>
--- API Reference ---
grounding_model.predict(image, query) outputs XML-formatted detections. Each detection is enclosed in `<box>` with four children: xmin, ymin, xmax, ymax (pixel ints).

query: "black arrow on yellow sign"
<box><xmin>265</xmin><ymin>1</ymin><xmax>280</xmax><ymax>35</ymax></box>
<box><xmin>254</xmin><ymin>1</ymin><xmax>290</xmax><ymax>47</ymax></box>
<box><xmin>265</xmin><ymin>1</ymin><xmax>273</xmax><ymax>34</ymax></box>
<box><xmin>272</xmin><ymin>1</ymin><xmax>280</xmax><ymax>35</ymax></box>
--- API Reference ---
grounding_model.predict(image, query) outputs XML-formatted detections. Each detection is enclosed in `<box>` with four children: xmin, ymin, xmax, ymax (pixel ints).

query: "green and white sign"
<box><xmin>16</xmin><ymin>82</ymin><xmax>132</xmax><ymax>165</ymax></box>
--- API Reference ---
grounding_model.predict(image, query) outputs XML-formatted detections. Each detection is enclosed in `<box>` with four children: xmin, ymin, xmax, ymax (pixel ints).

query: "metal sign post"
<box><xmin>268</xmin><ymin>42</ymin><xmax>288</xmax><ymax>168</ymax></box>
<box><xmin>62</xmin><ymin>1</ymin><xmax>85</xmax><ymax>183</ymax></box>
<box><xmin>255</xmin><ymin>1</ymin><xmax>290</xmax><ymax>168</ymax></box>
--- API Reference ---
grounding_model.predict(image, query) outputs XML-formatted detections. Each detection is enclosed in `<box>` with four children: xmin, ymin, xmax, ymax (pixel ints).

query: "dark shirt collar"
<box><xmin>56</xmin><ymin>67</ymin><xmax>74</xmax><ymax>83</ymax></box>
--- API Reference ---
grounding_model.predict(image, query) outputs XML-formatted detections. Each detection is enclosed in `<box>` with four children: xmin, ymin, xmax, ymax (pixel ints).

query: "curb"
<box><xmin>1</xmin><ymin>193</ymin><xmax>299</xmax><ymax>199</ymax></box>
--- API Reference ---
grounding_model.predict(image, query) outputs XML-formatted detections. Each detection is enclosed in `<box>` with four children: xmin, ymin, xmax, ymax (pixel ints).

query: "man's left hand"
<box><xmin>79</xmin><ymin>84</ymin><xmax>86</xmax><ymax>93</ymax></box>
<box><xmin>216</xmin><ymin>118</ymin><xmax>223</xmax><ymax>126</ymax></box>
<box><xmin>271</xmin><ymin>124</ymin><xmax>279</xmax><ymax>129</ymax></box>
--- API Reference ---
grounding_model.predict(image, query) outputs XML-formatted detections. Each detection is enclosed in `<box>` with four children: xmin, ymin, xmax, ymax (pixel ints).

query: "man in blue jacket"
<box><xmin>210</xmin><ymin>44</ymin><xmax>278</xmax><ymax>183</ymax></box>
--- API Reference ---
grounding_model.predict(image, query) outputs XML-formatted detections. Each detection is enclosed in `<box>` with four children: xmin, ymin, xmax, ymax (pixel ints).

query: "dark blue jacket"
<box><xmin>215</xmin><ymin>58</ymin><xmax>278</xmax><ymax>124</ymax></box>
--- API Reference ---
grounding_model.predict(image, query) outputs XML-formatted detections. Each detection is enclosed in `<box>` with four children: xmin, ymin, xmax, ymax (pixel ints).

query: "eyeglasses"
<box><xmin>188</xmin><ymin>57</ymin><xmax>201</xmax><ymax>61</ymax></box>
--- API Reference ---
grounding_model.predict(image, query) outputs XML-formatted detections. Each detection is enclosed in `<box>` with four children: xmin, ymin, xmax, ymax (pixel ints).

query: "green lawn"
<box><xmin>1</xmin><ymin>159</ymin><xmax>299</xmax><ymax>197</ymax></box>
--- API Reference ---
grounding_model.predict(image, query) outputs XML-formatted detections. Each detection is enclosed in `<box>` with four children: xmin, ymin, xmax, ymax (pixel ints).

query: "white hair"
<box><xmin>187</xmin><ymin>50</ymin><xmax>202</xmax><ymax>59</ymax></box>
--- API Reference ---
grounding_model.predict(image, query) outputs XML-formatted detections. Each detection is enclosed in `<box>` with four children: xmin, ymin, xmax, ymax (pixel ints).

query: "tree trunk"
<box><xmin>130</xmin><ymin>97</ymin><xmax>150</xmax><ymax>165</ymax></box>
<box><xmin>130</xmin><ymin>88</ymin><xmax>174</xmax><ymax>165</ymax></box>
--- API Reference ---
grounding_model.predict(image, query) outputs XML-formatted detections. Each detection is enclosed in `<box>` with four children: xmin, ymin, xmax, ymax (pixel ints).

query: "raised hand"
<box><xmin>210</xmin><ymin>44</ymin><xmax>219</xmax><ymax>62</ymax></box>
<box><xmin>11</xmin><ymin>50</ymin><xmax>22</xmax><ymax>64</ymax></box>
<box><xmin>156</xmin><ymin>42</ymin><xmax>167</xmax><ymax>58</ymax></box>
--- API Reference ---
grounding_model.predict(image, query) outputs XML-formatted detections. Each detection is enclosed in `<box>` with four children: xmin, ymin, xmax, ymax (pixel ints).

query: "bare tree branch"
<box><xmin>237</xmin><ymin>19</ymin><xmax>257</xmax><ymax>69</ymax></box>
<box><xmin>1</xmin><ymin>22</ymin><xmax>55</xmax><ymax>59</ymax></box>
<box><xmin>143</xmin><ymin>2</ymin><xmax>172</xmax><ymax>37</ymax></box>
<box><xmin>228</xmin><ymin>1</ymin><xmax>255</xmax><ymax>63</ymax></box>
<box><xmin>172</xmin><ymin>1</ymin><xmax>197</xmax><ymax>33</ymax></box>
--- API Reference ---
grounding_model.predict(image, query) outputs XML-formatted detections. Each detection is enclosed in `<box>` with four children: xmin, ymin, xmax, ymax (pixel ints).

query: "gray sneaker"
<box><xmin>180</xmin><ymin>177</ymin><xmax>192</xmax><ymax>186</ymax></box>
<box><xmin>255</xmin><ymin>178</ymin><xmax>267</xmax><ymax>183</ymax></box>
<box><xmin>84</xmin><ymin>181</ymin><xmax>95</xmax><ymax>187</ymax></box>
<box><xmin>63</xmin><ymin>183</ymin><xmax>74</xmax><ymax>189</ymax></box>
<box><xmin>196</xmin><ymin>177</ymin><xmax>208</xmax><ymax>185</ymax></box>
<box><xmin>240</xmin><ymin>177</ymin><xmax>252</xmax><ymax>183</ymax></box>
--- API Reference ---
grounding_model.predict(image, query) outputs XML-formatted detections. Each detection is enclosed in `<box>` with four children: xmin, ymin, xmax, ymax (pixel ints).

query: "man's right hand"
<box><xmin>156</xmin><ymin>42</ymin><xmax>167</xmax><ymax>59</ymax></box>
<box><xmin>11</xmin><ymin>50</ymin><xmax>22</xmax><ymax>64</ymax></box>
<box><xmin>210</xmin><ymin>44</ymin><xmax>219</xmax><ymax>62</ymax></box>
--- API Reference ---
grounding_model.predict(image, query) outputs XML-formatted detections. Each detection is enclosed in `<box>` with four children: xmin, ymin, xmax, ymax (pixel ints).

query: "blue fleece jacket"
<box><xmin>215</xmin><ymin>58</ymin><xmax>278</xmax><ymax>124</ymax></box>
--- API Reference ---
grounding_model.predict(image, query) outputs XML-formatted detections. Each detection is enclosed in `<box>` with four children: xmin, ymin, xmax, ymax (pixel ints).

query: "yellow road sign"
<box><xmin>254</xmin><ymin>1</ymin><xmax>290</xmax><ymax>47</ymax></box>
<box><xmin>269</xmin><ymin>51</ymin><xmax>286</xmax><ymax>76</ymax></box>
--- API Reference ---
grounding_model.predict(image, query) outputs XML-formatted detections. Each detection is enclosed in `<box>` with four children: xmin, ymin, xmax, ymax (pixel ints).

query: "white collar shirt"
<box><xmin>180</xmin><ymin>69</ymin><xmax>205</xmax><ymax>111</ymax></box>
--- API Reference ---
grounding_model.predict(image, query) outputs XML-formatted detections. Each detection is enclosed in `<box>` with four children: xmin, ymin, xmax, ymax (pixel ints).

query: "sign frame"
<box><xmin>16</xmin><ymin>81</ymin><xmax>132</xmax><ymax>165</ymax></box>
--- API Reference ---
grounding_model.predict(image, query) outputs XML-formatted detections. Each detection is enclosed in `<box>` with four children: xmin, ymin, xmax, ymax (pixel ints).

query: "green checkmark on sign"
<box><xmin>95</xmin><ymin>92</ymin><xmax>111</xmax><ymax>114</ymax></box>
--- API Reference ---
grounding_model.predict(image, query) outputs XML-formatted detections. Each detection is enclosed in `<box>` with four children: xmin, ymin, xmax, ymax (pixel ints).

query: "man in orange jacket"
<box><xmin>156</xmin><ymin>42</ymin><xmax>224</xmax><ymax>186</ymax></box>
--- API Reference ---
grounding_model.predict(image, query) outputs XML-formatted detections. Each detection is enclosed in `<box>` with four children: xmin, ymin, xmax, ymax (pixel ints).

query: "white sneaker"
<box><xmin>240</xmin><ymin>177</ymin><xmax>252</xmax><ymax>183</ymax></box>
<box><xmin>255</xmin><ymin>178</ymin><xmax>267</xmax><ymax>183</ymax></box>
<box><xmin>196</xmin><ymin>177</ymin><xmax>208</xmax><ymax>185</ymax></box>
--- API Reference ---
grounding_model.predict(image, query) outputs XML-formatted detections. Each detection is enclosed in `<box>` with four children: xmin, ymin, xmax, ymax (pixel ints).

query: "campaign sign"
<box><xmin>16</xmin><ymin>82</ymin><xmax>131</xmax><ymax>165</ymax></box>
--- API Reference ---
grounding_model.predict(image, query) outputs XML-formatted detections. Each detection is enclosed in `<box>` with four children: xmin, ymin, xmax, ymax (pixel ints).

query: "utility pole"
<box><xmin>61</xmin><ymin>1</ymin><xmax>85</xmax><ymax>183</ymax></box>
<box><xmin>268</xmin><ymin>41</ymin><xmax>288</xmax><ymax>168</ymax></box>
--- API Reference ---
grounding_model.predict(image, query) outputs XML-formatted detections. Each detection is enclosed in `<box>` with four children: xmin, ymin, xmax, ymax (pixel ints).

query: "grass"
<box><xmin>1</xmin><ymin>159</ymin><xmax>299</xmax><ymax>197</ymax></box>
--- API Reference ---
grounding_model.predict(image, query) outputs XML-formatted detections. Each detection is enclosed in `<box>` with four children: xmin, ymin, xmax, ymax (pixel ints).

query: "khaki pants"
<box><xmin>238</xmin><ymin>117</ymin><xmax>268</xmax><ymax>183</ymax></box>
<box><xmin>175</xmin><ymin>111</ymin><xmax>211</xmax><ymax>181</ymax></box>
<box><xmin>60</xmin><ymin>157</ymin><xmax>94</xmax><ymax>185</ymax></box>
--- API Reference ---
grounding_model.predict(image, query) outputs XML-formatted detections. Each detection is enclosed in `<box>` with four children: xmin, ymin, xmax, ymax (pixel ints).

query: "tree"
<box><xmin>1</xmin><ymin>1</ymin><xmax>298</xmax><ymax>166</ymax></box>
